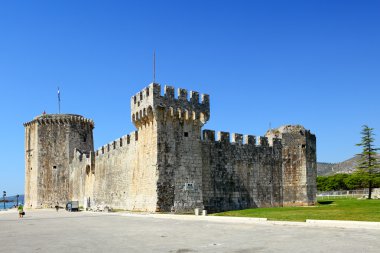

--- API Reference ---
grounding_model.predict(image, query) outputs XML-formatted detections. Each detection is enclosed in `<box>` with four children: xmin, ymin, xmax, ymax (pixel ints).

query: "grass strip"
<box><xmin>212</xmin><ymin>198</ymin><xmax>380</xmax><ymax>222</ymax></box>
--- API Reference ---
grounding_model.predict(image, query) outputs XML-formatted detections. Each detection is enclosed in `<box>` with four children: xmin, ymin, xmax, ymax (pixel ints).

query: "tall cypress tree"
<box><xmin>356</xmin><ymin>125</ymin><xmax>380</xmax><ymax>199</ymax></box>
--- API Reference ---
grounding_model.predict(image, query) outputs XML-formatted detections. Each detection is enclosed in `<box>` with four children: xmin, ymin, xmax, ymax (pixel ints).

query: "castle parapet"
<box><xmin>202</xmin><ymin>130</ymin><xmax>280</xmax><ymax>147</ymax></box>
<box><xmin>95</xmin><ymin>131</ymin><xmax>138</xmax><ymax>157</ymax></box>
<box><xmin>131</xmin><ymin>83</ymin><xmax>210</xmax><ymax>128</ymax></box>
<box><xmin>23</xmin><ymin>114</ymin><xmax>94</xmax><ymax>128</ymax></box>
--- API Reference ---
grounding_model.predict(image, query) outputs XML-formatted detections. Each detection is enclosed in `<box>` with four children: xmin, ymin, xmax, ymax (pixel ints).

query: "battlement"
<box><xmin>95</xmin><ymin>131</ymin><xmax>138</xmax><ymax>157</ymax></box>
<box><xmin>131</xmin><ymin>83</ymin><xmax>210</xmax><ymax>127</ymax></box>
<box><xmin>23</xmin><ymin>114</ymin><xmax>94</xmax><ymax>128</ymax></box>
<box><xmin>202</xmin><ymin>130</ymin><xmax>282</xmax><ymax>147</ymax></box>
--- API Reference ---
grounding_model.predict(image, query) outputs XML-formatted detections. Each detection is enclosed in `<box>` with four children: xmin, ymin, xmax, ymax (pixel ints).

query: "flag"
<box><xmin>58</xmin><ymin>87</ymin><xmax>60</xmax><ymax>102</ymax></box>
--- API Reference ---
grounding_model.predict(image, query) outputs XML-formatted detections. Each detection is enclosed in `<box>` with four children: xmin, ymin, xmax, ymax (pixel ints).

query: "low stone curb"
<box><xmin>144</xmin><ymin>214</ymin><xmax>268</xmax><ymax>223</ymax></box>
<box><xmin>305</xmin><ymin>219</ymin><xmax>380</xmax><ymax>229</ymax></box>
<box><xmin>103</xmin><ymin>212</ymin><xmax>380</xmax><ymax>230</ymax></box>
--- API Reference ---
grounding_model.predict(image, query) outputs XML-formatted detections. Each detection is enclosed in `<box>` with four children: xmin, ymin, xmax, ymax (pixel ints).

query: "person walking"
<box><xmin>55</xmin><ymin>202</ymin><xmax>59</xmax><ymax>212</ymax></box>
<box><xmin>18</xmin><ymin>204</ymin><xmax>24</xmax><ymax>218</ymax></box>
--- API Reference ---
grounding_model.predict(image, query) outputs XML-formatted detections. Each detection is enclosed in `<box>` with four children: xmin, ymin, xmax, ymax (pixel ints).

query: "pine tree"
<box><xmin>356</xmin><ymin>125</ymin><xmax>380</xmax><ymax>199</ymax></box>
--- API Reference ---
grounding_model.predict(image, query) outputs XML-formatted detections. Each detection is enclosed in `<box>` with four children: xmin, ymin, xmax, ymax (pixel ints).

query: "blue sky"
<box><xmin>0</xmin><ymin>0</ymin><xmax>379</xmax><ymax>195</ymax></box>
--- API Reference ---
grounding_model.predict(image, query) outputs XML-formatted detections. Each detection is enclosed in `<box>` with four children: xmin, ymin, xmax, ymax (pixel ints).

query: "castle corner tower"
<box><xmin>266</xmin><ymin>125</ymin><xmax>317</xmax><ymax>206</ymax></box>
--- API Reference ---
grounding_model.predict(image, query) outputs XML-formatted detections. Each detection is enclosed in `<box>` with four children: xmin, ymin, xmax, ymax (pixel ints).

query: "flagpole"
<box><xmin>153</xmin><ymin>49</ymin><xmax>156</xmax><ymax>83</ymax></box>
<box><xmin>58</xmin><ymin>87</ymin><xmax>61</xmax><ymax>114</ymax></box>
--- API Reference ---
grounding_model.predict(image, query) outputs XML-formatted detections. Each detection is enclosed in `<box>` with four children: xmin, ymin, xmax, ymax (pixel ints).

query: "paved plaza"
<box><xmin>0</xmin><ymin>209</ymin><xmax>379</xmax><ymax>253</ymax></box>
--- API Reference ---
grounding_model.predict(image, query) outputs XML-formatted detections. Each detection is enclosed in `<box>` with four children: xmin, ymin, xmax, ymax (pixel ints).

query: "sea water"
<box><xmin>0</xmin><ymin>196</ymin><xmax>24</xmax><ymax>210</ymax></box>
<box><xmin>0</xmin><ymin>202</ymin><xmax>17</xmax><ymax>210</ymax></box>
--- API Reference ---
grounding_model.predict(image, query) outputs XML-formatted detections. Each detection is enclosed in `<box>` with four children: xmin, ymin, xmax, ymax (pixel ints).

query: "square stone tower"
<box><xmin>131</xmin><ymin>83</ymin><xmax>210</xmax><ymax>212</ymax></box>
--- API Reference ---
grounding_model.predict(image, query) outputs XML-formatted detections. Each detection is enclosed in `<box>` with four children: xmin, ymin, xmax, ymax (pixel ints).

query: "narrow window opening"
<box><xmin>140</xmin><ymin>92</ymin><xmax>143</xmax><ymax>100</ymax></box>
<box><xmin>135</xmin><ymin>131</ymin><xmax>139</xmax><ymax>141</ymax></box>
<box><xmin>134</xmin><ymin>96</ymin><xmax>137</xmax><ymax>104</ymax></box>
<box><xmin>146</xmin><ymin>88</ymin><xmax>150</xmax><ymax>97</ymax></box>
<box><xmin>184</xmin><ymin>132</ymin><xmax>189</xmax><ymax>137</ymax></box>
<box><xmin>53</xmin><ymin>166</ymin><xmax>57</xmax><ymax>169</ymax></box>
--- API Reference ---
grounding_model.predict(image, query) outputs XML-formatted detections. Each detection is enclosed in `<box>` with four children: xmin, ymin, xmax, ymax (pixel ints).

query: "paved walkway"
<box><xmin>0</xmin><ymin>209</ymin><xmax>379</xmax><ymax>253</ymax></box>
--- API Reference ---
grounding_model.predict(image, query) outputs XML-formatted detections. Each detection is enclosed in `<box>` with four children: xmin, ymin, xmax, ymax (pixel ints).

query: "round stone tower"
<box><xmin>23</xmin><ymin>114</ymin><xmax>94</xmax><ymax>208</ymax></box>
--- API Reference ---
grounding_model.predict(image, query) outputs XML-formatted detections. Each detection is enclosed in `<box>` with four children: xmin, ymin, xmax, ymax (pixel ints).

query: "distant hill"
<box><xmin>317</xmin><ymin>154</ymin><xmax>380</xmax><ymax>176</ymax></box>
<box><xmin>1</xmin><ymin>194</ymin><xmax>24</xmax><ymax>203</ymax></box>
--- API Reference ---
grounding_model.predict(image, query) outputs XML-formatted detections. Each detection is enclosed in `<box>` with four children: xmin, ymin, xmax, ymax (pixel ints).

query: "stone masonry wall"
<box><xmin>201</xmin><ymin>130</ymin><xmax>283</xmax><ymax>213</ymax></box>
<box><xmin>87</xmin><ymin>129</ymin><xmax>158</xmax><ymax>212</ymax></box>
<box><xmin>305</xmin><ymin>131</ymin><xmax>317</xmax><ymax>204</ymax></box>
<box><xmin>24</xmin><ymin>123</ymin><xmax>39</xmax><ymax>208</ymax></box>
<box><xmin>69</xmin><ymin>149</ymin><xmax>94</xmax><ymax>208</ymax></box>
<box><xmin>155</xmin><ymin>108</ymin><xmax>204</xmax><ymax>212</ymax></box>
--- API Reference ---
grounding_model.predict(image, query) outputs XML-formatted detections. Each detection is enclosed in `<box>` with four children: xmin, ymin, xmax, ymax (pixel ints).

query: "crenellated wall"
<box><xmin>93</xmin><ymin>127</ymin><xmax>158</xmax><ymax>211</ymax></box>
<box><xmin>70</xmin><ymin>84</ymin><xmax>211</xmax><ymax>213</ymax></box>
<box><xmin>201</xmin><ymin>130</ymin><xmax>283</xmax><ymax>213</ymax></box>
<box><xmin>70</xmin><ymin>128</ymin><xmax>159</xmax><ymax>212</ymax></box>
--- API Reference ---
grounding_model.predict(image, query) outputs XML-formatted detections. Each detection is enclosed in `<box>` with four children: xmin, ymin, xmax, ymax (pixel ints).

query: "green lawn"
<box><xmin>212</xmin><ymin>198</ymin><xmax>380</xmax><ymax>222</ymax></box>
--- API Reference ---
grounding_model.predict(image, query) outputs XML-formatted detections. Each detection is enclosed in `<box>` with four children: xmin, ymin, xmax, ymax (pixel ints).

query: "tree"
<box><xmin>356</xmin><ymin>125</ymin><xmax>380</xmax><ymax>199</ymax></box>
<box><xmin>343</xmin><ymin>172</ymin><xmax>367</xmax><ymax>190</ymax></box>
<box><xmin>317</xmin><ymin>173</ymin><xmax>380</xmax><ymax>192</ymax></box>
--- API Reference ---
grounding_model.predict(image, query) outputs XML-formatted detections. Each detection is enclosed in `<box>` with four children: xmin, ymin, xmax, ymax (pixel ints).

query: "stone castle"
<box><xmin>24</xmin><ymin>83</ymin><xmax>317</xmax><ymax>213</ymax></box>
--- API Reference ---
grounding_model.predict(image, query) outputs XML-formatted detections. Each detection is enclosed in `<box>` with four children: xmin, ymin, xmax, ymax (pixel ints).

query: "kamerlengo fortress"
<box><xmin>24</xmin><ymin>83</ymin><xmax>317</xmax><ymax>213</ymax></box>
